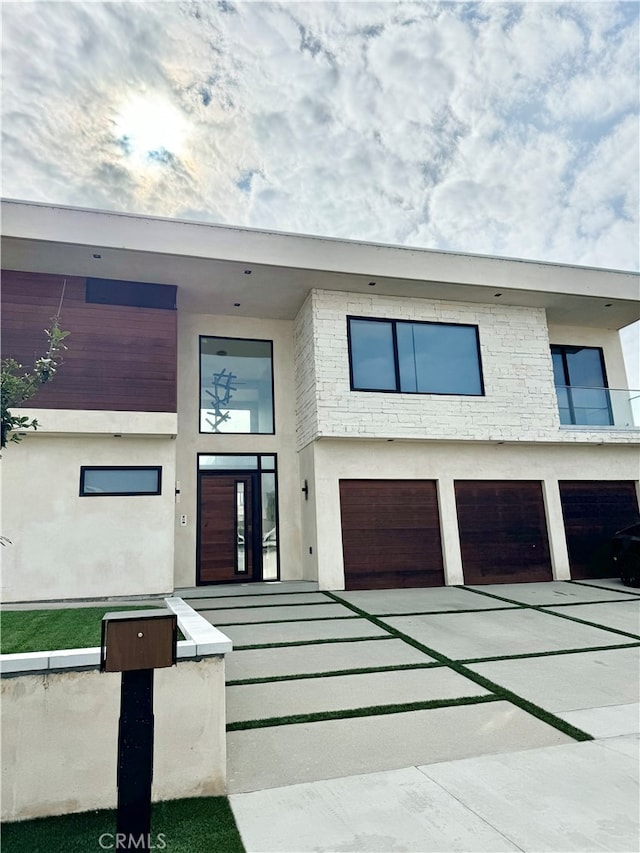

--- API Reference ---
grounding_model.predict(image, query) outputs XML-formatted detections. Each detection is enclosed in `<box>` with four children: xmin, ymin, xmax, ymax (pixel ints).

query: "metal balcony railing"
<box><xmin>555</xmin><ymin>385</ymin><xmax>640</xmax><ymax>428</ymax></box>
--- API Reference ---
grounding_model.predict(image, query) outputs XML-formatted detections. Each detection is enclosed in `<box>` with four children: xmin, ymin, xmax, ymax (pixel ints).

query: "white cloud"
<box><xmin>1</xmin><ymin>0</ymin><xmax>638</xmax><ymax>273</ymax></box>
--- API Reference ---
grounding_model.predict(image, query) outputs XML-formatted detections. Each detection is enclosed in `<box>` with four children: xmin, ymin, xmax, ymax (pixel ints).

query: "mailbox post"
<box><xmin>101</xmin><ymin>610</ymin><xmax>177</xmax><ymax>853</ymax></box>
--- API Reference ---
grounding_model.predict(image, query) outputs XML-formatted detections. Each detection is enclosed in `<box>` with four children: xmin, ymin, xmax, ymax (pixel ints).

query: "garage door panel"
<box><xmin>455</xmin><ymin>480</ymin><xmax>553</xmax><ymax>585</ymax></box>
<box><xmin>340</xmin><ymin>480</ymin><xmax>445</xmax><ymax>590</ymax></box>
<box><xmin>559</xmin><ymin>481</ymin><xmax>639</xmax><ymax>580</ymax></box>
<box><xmin>344</xmin><ymin>567</ymin><xmax>446</xmax><ymax>590</ymax></box>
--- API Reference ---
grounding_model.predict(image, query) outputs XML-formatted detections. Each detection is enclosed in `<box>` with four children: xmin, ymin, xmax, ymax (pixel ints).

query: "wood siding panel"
<box><xmin>1</xmin><ymin>270</ymin><xmax>176</xmax><ymax>412</ymax></box>
<box><xmin>455</xmin><ymin>481</ymin><xmax>553</xmax><ymax>584</ymax></box>
<box><xmin>559</xmin><ymin>481</ymin><xmax>640</xmax><ymax>579</ymax></box>
<box><xmin>339</xmin><ymin>480</ymin><xmax>445</xmax><ymax>590</ymax></box>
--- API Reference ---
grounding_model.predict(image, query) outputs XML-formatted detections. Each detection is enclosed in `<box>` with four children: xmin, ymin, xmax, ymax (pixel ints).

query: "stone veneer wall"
<box><xmin>295</xmin><ymin>288</ymin><xmax>563</xmax><ymax>448</ymax></box>
<box><xmin>294</xmin><ymin>291</ymin><xmax>321</xmax><ymax>449</ymax></box>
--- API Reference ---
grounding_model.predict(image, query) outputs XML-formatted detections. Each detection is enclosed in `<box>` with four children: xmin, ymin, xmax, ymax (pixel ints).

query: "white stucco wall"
<box><xmin>1</xmin><ymin>434</ymin><xmax>176</xmax><ymax>603</ymax></box>
<box><xmin>308</xmin><ymin>439</ymin><xmax>640</xmax><ymax>590</ymax></box>
<box><xmin>294</xmin><ymin>290</ymin><xmax>640</xmax><ymax>448</ymax></box>
<box><xmin>1</xmin><ymin>656</ymin><xmax>226</xmax><ymax>821</ymax></box>
<box><xmin>174</xmin><ymin>311</ymin><xmax>302</xmax><ymax>587</ymax></box>
<box><xmin>548</xmin><ymin>324</ymin><xmax>630</xmax><ymax>390</ymax></box>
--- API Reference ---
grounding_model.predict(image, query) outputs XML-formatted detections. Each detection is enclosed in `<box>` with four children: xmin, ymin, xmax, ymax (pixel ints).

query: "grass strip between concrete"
<box><xmin>226</xmin><ymin>694</ymin><xmax>500</xmax><ymax>731</ymax></box>
<box><xmin>226</xmin><ymin>661</ymin><xmax>444</xmax><ymax>686</ymax></box>
<box><xmin>569</xmin><ymin>580</ymin><xmax>640</xmax><ymax>596</ymax></box>
<box><xmin>375</xmin><ymin>605</ymin><xmax>520</xmax><ymax>617</ymax></box>
<box><xmin>460</xmin><ymin>640</ymin><xmax>640</xmax><ymax>665</ymax></box>
<box><xmin>233</xmin><ymin>635</ymin><xmax>392</xmax><ymax>651</ymax></box>
<box><xmin>324</xmin><ymin>591</ymin><xmax>594</xmax><ymax>743</ymax></box>
<box><xmin>209</xmin><ymin>615</ymin><xmax>360</xmax><ymax>626</ymax></box>
<box><xmin>533</xmin><ymin>605</ymin><xmax>640</xmax><ymax>641</ymax></box>
<box><xmin>1</xmin><ymin>797</ymin><xmax>245</xmax><ymax>853</ymax></box>
<box><xmin>194</xmin><ymin>600</ymin><xmax>335</xmax><ymax>611</ymax></box>
<box><xmin>458</xmin><ymin>585</ymin><xmax>640</xmax><ymax>641</ymax></box>
<box><xmin>534</xmin><ymin>598</ymin><xmax>640</xmax><ymax>608</ymax></box>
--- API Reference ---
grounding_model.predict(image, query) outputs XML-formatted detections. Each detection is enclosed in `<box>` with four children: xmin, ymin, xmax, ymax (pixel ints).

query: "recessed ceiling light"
<box><xmin>244</xmin><ymin>270</ymin><xmax>252</xmax><ymax>275</ymax></box>
<box><xmin>93</xmin><ymin>253</ymin><xmax>102</xmax><ymax>259</ymax></box>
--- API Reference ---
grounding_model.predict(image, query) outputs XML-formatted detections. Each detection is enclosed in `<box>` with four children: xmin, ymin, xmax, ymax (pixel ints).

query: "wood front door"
<box><xmin>198</xmin><ymin>472</ymin><xmax>260</xmax><ymax>584</ymax></box>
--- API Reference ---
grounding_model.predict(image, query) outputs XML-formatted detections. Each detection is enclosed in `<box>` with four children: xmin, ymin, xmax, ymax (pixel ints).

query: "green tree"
<box><xmin>1</xmin><ymin>319</ymin><xmax>70</xmax><ymax>448</ymax></box>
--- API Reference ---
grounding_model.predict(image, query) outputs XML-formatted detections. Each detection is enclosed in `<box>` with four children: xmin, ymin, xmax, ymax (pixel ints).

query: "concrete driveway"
<box><xmin>188</xmin><ymin>579</ymin><xmax>640</xmax><ymax>852</ymax></box>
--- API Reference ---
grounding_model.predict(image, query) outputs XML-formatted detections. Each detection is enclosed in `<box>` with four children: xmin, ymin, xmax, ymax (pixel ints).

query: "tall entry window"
<box><xmin>200</xmin><ymin>336</ymin><xmax>274</xmax><ymax>433</ymax></box>
<box><xmin>551</xmin><ymin>345</ymin><xmax>612</xmax><ymax>426</ymax></box>
<box><xmin>348</xmin><ymin>317</ymin><xmax>484</xmax><ymax>395</ymax></box>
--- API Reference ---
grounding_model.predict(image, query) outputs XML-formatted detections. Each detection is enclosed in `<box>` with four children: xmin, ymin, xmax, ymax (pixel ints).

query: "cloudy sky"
<box><xmin>2</xmin><ymin>1</ymin><xmax>639</xmax><ymax>372</ymax></box>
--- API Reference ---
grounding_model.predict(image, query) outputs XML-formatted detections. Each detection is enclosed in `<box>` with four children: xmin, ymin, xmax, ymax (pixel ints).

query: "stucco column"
<box><xmin>542</xmin><ymin>478</ymin><xmax>571</xmax><ymax>580</ymax></box>
<box><xmin>314</xmin><ymin>462</ymin><xmax>346</xmax><ymax>590</ymax></box>
<box><xmin>437</xmin><ymin>478</ymin><xmax>465</xmax><ymax>586</ymax></box>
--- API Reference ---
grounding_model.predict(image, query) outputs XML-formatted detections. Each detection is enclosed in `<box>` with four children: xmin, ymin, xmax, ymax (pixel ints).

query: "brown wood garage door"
<box><xmin>339</xmin><ymin>480</ymin><xmax>445</xmax><ymax>590</ymax></box>
<box><xmin>559</xmin><ymin>481</ymin><xmax>640</xmax><ymax>580</ymax></box>
<box><xmin>455</xmin><ymin>481</ymin><xmax>553</xmax><ymax>585</ymax></box>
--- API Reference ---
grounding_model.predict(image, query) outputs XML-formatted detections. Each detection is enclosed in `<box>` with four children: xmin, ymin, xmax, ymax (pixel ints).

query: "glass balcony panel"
<box><xmin>555</xmin><ymin>386</ymin><xmax>640</xmax><ymax>428</ymax></box>
<box><xmin>555</xmin><ymin>385</ymin><xmax>572</xmax><ymax>425</ymax></box>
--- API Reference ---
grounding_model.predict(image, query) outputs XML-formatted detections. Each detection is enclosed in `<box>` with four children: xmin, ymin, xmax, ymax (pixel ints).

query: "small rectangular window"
<box><xmin>80</xmin><ymin>467</ymin><xmax>162</xmax><ymax>496</ymax></box>
<box><xmin>86</xmin><ymin>278</ymin><xmax>177</xmax><ymax>310</ymax></box>
<box><xmin>348</xmin><ymin>317</ymin><xmax>483</xmax><ymax>396</ymax></box>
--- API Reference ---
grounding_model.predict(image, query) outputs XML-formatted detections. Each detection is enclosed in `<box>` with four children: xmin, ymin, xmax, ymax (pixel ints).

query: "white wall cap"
<box><xmin>48</xmin><ymin>648</ymin><xmax>101</xmax><ymax>669</ymax></box>
<box><xmin>176</xmin><ymin>640</ymin><xmax>198</xmax><ymax>659</ymax></box>
<box><xmin>164</xmin><ymin>597</ymin><xmax>233</xmax><ymax>655</ymax></box>
<box><xmin>0</xmin><ymin>652</ymin><xmax>49</xmax><ymax>674</ymax></box>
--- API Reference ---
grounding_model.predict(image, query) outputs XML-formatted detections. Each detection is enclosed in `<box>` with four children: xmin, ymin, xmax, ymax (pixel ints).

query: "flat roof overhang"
<box><xmin>2</xmin><ymin>199</ymin><xmax>639</xmax><ymax>328</ymax></box>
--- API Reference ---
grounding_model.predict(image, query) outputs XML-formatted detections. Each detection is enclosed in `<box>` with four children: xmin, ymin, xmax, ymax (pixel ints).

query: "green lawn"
<box><xmin>1</xmin><ymin>797</ymin><xmax>245</xmax><ymax>853</ymax></box>
<box><xmin>0</xmin><ymin>606</ymin><xmax>164</xmax><ymax>654</ymax></box>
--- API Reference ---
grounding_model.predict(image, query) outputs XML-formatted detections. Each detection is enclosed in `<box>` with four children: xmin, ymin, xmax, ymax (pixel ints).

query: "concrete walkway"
<box><xmin>191</xmin><ymin>580</ymin><xmax>640</xmax><ymax>852</ymax></box>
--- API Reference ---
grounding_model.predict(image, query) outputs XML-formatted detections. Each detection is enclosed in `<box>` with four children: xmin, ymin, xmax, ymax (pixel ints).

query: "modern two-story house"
<box><xmin>1</xmin><ymin>199</ymin><xmax>639</xmax><ymax>603</ymax></box>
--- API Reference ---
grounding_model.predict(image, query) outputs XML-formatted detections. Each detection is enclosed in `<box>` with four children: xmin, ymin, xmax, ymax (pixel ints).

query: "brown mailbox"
<box><xmin>100</xmin><ymin>610</ymin><xmax>177</xmax><ymax>673</ymax></box>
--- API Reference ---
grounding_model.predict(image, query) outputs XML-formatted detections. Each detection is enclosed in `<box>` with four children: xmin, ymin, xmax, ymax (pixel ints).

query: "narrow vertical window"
<box><xmin>348</xmin><ymin>319</ymin><xmax>396</xmax><ymax>391</ymax></box>
<box><xmin>550</xmin><ymin>345</ymin><xmax>612</xmax><ymax>426</ymax></box>
<box><xmin>235</xmin><ymin>480</ymin><xmax>247</xmax><ymax>573</ymax></box>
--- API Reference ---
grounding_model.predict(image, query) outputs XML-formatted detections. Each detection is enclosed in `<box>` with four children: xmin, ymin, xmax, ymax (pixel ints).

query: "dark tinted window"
<box><xmin>349</xmin><ymin>320</ymin><xmax>396</xmax><ymax>390</ymax></box>
<box><xmin>80</xmin><ymin>467</ymin><xmax>161</xmax><ymax>496</ymax></box>
<box><xmin>86</xmin><ymin>278</ymin><xmax>177</xmax><ymax>310</ymax></box>
<box><xmin>348</xmin><ymin>317</ymin><xmax>483</xmax><ymax>396</ymax></box>
<box><xmin>397</xmin><ymin>322</ymin><xmax>482</xmax><ymax>394</ymax></box>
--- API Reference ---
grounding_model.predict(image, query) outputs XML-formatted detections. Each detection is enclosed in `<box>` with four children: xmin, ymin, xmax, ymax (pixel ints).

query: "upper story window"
<box><xmin>347</xmin><ymin>317</ymin><xmax>484</xmax><ymax>395</ymax></box>
<box><xmin>551</xmin><ymin>344</ymin><xmax>612</xmax><ymax>426</ymax></box>
<box><xmin>200</xmin><ymin>336</ymin><xmax>274</xmax><ymax>433</ymax></box>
